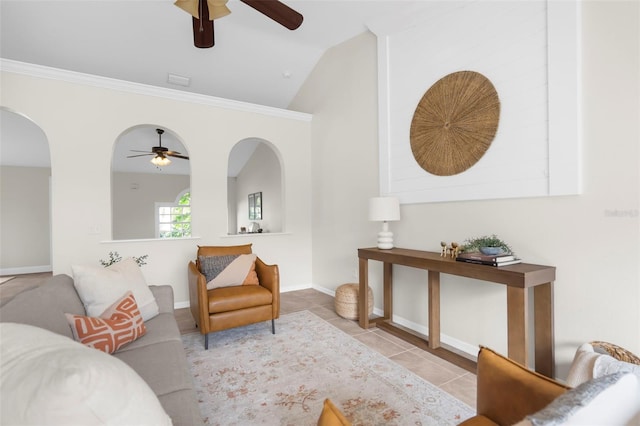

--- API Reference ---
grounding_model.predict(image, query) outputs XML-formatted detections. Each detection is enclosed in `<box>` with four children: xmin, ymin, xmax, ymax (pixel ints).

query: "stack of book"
<box><xmin>456</xmin><ymin>251</ymin><xmax>522</xmax><ymax>267</ymax></box>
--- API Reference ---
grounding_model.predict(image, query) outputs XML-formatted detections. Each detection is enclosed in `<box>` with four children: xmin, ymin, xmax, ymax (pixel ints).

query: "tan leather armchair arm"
<box><xmin>459</xmin><ymin>347</ymin><xmax>569</xmax><ymax>426</ymax></box>
<box><xmin>255</xmin><ymin>257</ymin><xmax>280</xmax><ymax>319</ymax></box>
<box><xmin>188</xmin><ymin>261</ymin><xmax>209</xmax><ymax>333</ymax></box>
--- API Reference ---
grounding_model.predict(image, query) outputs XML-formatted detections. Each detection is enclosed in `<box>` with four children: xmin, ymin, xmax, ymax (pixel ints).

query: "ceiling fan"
<box><xmin>174</xmin><ymin>0</ymin><xmax>304</xmax><ymax>48</ymax></box>
<box><xmin>127</xmin><ymin>129</ymin><xmax>189</xmax><ymax>167</ymax></box>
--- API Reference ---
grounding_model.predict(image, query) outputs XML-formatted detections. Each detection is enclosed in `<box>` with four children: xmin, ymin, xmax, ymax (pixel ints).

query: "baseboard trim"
<box><xmin>316</xmin><ymin>284</ymin><xmax>478</xmax><ymax>360</ymax></box>
<box><xmin>0</xmin><ymin>265</ymin><xmax>52</xmax><ymax>276</ymax></box>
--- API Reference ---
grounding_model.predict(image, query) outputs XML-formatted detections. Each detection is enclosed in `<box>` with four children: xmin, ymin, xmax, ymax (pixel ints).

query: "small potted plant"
<box><xmin>463</xmin><ymin>235</ymin><xmax>513</xmax><ymax>255</ymax></box>
<box><xmin>100</xmin><ymin>251</ymin><xmax>148</xmax><ymax>267</ymax></box>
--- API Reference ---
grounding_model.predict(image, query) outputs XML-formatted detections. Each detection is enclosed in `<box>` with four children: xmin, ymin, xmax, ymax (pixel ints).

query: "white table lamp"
<box><xmin>369</xmin><ymin>197</ymin><xmax>400</xmax><ymax>249</ymax></box>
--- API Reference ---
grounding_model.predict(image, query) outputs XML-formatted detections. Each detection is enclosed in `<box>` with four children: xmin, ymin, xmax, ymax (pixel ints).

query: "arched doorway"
<box><xmin>0</xmin><ymin>108</ymin><xmax>52</xmax><ymax>274</ymax></box>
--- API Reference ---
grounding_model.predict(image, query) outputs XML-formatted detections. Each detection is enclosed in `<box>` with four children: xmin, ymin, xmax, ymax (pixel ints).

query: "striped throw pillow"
<box><xmin>66</xmin><ymin>291</ymin><xmax>146</xmax><ymax>354</ymax></box>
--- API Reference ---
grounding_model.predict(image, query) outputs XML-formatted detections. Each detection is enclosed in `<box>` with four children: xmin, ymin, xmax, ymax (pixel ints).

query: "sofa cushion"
<box><xmin>0</xmin><ymin>274</ymin><xmax>84</xmax><ymax>339</ymax></box>
<box><xmin>72</xmin><ymin>257</ymin><xmax>159</xmax><ymax>321</ymax></box>
<box><xmin>115</xmin><ymin>311</ymin><xmax>182</xmax><ymax>353</ymax></box>
<box><xmin>113</xmin><ymin>339</ymin><xmax>196</xmax><ymax>398</ymax></box>
<box><xmin>66</xmin><ymin>291</ymin><xmax>146</xmax><ymax>354</ymax></box>
<box><xmin>0</xmin><ymin>322</ymin><xmax>171</xmax><ymax>425</ymax></box>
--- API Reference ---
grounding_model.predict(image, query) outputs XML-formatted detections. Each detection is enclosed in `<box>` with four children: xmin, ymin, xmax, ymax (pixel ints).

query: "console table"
<box><xmin>358</xmin><ymin>247</ymin><xmax>556</xmax><ymax>377</ymax></box>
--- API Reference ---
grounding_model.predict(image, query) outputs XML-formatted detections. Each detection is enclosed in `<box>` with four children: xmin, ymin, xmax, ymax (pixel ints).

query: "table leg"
<box><xmin>428</xmin><ymin>271</ymin><xmax>441</xmax><ymax>348</ymax></box>
<box><xmin>534</xmin><ymin>282</ymin><xmax>555</xmax><ymax>377</ymax></box>
<box><xmin>383</xmin><ymin>262</ymin><xmax>393</xmax><ymax>322</ymax></box>
<box><xmin>358</xmin><ymin>258</ymin><xmax>369</xmax><ymax>329</ymax></box>
<box><xmin>507</xmin><ymin>286</ymin><xmax>529</xmax><ymax>367</ymax></box>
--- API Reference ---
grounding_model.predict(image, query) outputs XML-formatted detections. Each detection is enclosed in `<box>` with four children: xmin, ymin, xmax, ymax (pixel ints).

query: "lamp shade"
<box><xmin>369</xmin><ymin>197</ymin><xmax>400</xmax><ymax>222</ymax></box>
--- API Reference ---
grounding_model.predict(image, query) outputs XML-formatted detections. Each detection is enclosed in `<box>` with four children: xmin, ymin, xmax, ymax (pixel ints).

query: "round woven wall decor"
<box><xmin>410</xmin><ymin>70</ymin><xmax>500</xmax><ymax>176</ymax></box>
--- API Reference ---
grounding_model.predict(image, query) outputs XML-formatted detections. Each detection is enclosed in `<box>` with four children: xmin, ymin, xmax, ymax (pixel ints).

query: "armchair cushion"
<box><xmin>207</xmin><ymin>285</ymin><xmax>273</xmax><ymax>314</ymax></box>
<box><xmin>199</xmin><ymin>253</ymin><xmax>259</xmax><ymax>289</ymax></box>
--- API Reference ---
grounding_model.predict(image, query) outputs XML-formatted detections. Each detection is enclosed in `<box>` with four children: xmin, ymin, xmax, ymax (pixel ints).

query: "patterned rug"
<box><xmin>181</xmin><ymin>310</ymin><xmax>474</xmax><ymax>425</ymax></box>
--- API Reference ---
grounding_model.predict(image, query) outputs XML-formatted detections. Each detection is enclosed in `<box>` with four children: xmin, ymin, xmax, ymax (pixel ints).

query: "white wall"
<box><xmin>112</xmin><ymin>172</ymin><xmax>190</xmax><ymax>240</ymax></box>
<box><xmin>0</xmin><ymin>166</ymin><xmax>51</xmax><ymax>273</ymax></box>
<box><xmin>290</xmin><ymin>2</ymin><xmax>639</xmax><ymax>379</ymax></box>
<box><xmin>0</xmin><ymin>69</ymin><xmax>313</xmax><ymax>304</ymax></box>
<box><xmin>234</xmin><ymin>143</ymin><xmax>282</xmax><ymax>234</ymax></box>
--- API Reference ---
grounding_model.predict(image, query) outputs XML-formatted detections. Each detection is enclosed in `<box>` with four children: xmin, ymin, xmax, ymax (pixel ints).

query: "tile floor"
<box><xmin>1</xmin><ymin>274</ymin><xmax>476</xmax><ymax>408</ymax></box>
<box><xmin>176</xmin><ymin>288</ymin><xmax>477</xmax><ymax>409</ymax></box>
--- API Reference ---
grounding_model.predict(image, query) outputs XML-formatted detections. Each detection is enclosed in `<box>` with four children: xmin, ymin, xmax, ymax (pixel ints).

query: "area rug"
<box><xmin>181</xmin><ymin>310</ymin><xmax>474</xmax><ymax>426</ymax></box>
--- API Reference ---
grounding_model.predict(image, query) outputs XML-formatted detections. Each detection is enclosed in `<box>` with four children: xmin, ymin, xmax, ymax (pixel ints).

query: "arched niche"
<box><xmin>0</xmin><ymin>107</ymin><xmax>52</xmax><ymax>273</ymax></box>
<box><xmin>227</xmin><ymin>138</ymin><xmax>283</xmax><ymax>235</ymax></box>
<box><xmin>111</xmin><ymin>125</ymin><xmax>191</xmax><ymax>240</ymax></box>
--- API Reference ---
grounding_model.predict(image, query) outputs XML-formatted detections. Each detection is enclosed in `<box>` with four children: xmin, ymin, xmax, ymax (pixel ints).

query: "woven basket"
<box><xmin>335</xmin><ymin>283</ymin><xmax>373</xmax><ymax>320</ymax></box>
<box><xmin>590</xmin><ymin>341</ymin><xmax>640</xmax><ymax>365</ymax></box>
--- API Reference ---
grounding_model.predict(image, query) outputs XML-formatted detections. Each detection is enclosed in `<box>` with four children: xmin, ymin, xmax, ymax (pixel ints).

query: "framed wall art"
<box><xmin>368</xmin><ymin>0</ymin><xmax>581</xmax><ymax>204</ymax></box>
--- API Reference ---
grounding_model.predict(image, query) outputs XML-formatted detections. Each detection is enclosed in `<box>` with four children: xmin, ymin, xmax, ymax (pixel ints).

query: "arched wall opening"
<box><xmin>0</xmin><ymin>107</ymin><xmax>52</xmax><ymax>274</ymax></box>
<box><xmin>227</xmin><ymin>138</ymin><xmax>284</xmax><ymax>235</ymax></box>
<box><xmin>111</xmin><ymin>125</ymin><xmax>191</xmax><ymax>240</ymax></box>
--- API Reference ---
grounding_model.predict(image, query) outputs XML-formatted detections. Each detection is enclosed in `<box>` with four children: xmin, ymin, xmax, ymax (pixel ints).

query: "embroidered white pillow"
<box><xmin>72</xmin><ymin>257</ymin><xmax>159</xmax><ymax>321</ymax></box>
<box><xmin>0</xmin><ymin>322</ymin><xmax>171</xmax><ymax>425</ymax></box>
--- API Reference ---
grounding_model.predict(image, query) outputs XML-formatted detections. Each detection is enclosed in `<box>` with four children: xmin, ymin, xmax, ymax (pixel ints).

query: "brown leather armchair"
<box><xmin>459</xmin><ymin>346</ymin><xmax>570</xmax><ymax>426</ymax></box>
<box><xmin>187</xmin><ymin>244</ymin><xmax>280</xmax><ymax>349</ymax></box>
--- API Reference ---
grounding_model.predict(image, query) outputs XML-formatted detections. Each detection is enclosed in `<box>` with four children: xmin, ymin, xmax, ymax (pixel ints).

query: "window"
<box><xmin>156</xmin><ymin>191</ymin><xmax>191</xmax><ymax>238</ymax></box>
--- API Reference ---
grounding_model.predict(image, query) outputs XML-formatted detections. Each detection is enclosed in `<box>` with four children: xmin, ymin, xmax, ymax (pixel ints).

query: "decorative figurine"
<box><xmin>440</xmin><ymin>241</ymin><xmax>461</xmax><ymax>258</ymax></box>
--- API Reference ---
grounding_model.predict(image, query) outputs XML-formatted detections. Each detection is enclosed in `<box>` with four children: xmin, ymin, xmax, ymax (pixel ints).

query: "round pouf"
<box><xmin>335</xmin><ymin>283</ymin><xmax>373</xmax><ymax>320</ymax></box>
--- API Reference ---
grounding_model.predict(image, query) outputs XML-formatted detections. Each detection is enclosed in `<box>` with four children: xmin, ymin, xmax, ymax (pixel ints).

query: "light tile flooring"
<box><xmin>1</xmin><ymin>274</ymin><xmax>476</xmax><ymax>408</ymax></box>
<box><xmin>175</xmin><ymin>288</ymin><xmax>477</xmax><ymax>409</ymax></box>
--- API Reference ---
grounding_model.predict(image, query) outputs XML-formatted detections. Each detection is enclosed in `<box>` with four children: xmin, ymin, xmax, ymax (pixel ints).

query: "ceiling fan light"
<box><xmin>151</xmin><ymin>156</ymin><xmax>171</xmax><ymax>167</ymax></box>
<box><xmin>209</xmin><ymin>0</ymin><xmax>231</xmax><ymax>19</ymax></box>
<box><xmin>174</xmin><ymin>0</ymin><xmax>230</xmax><ymax>20</ymax></box>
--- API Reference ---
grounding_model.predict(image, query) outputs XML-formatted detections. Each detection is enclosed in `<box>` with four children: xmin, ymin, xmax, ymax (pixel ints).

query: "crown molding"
<box><xmin>0</xmin><ymin>59</ymin><xmax>312</xmax><ymax>122</ymax></box>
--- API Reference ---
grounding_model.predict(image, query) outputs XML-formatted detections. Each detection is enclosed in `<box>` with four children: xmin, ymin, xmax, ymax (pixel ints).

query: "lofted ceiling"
<box><xmin>0</xmin><ymin>0</ymin><xmax>415</xmax><ymax>109</ymax></box>
<box><xmin>0</xmin><ymin>0</ymin><xmax>424</xmax><ymax>171</ymax></box>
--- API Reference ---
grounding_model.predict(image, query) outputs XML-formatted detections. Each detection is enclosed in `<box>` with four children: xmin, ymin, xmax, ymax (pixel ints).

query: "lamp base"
<box><xmin>377</xmin><ymin>230</ymin><xmax>394</xmax><ymax>249</ymax></box>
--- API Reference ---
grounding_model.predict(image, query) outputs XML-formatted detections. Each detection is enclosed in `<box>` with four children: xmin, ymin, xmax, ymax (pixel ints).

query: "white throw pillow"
<box><xmin>0</xmin><ymin>322</ymin><xmax>172</xmax><ymax>425</ymax></box>
<box><xmin>72</xmin><ymin>257</ymin><xmax>159</xmax><ymax>321</ymax></box>
<box><xmin>566</xmin><ymin>343</ymin><xmax>640</xmax><ymax>387</ymax></box>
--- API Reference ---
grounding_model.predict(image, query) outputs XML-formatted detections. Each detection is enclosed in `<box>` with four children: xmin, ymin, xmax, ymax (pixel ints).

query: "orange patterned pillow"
<box><xmin>66</xmin><ymin>291</ymin><xmax>146</xmax><ymax>354</ymax></box>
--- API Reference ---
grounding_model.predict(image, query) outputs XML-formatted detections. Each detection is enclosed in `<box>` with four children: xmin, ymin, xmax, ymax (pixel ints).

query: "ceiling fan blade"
<box><xmin>127</xmin><ymin>154</ymin><xmax>154</xmax><ymax>158</ymax></box>
<box><xmin>239</xmin><ymin>0</ymin><xmax>303</xmax><ymax>30</ymax></box>
<box><xmin>167</xmin><ymin>153</ymin><xmax>190</xmax><ymax>160</ymax></box>
<box><xmin>193</xmin><ymin>0</ymin><xmax>215</xmax><ymax>48</ymax></box>
<box><xmin>165</xmin><ymin>150</ymin><xmax>182</xmax><ymax>156</ymax></box>
<box><xmin>130</xmin><ymin>149</ymin><xmax>154</xmax><ymax>153</ymax></box>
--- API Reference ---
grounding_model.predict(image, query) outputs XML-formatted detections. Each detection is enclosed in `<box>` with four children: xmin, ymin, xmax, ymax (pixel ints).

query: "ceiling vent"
<box><xmin>167</xmin><ymin>73</ymin><xmax>191</xmax><ymax>87</ymax></box>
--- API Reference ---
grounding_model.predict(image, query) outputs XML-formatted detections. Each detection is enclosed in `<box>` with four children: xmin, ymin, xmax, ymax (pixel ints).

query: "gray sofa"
<box><xmin>0</xmin><ymin>274</ymin><xmax>204</xmax><ymax>426</ymax></box>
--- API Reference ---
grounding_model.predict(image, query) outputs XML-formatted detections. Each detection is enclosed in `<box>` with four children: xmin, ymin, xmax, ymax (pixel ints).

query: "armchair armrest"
<box><xmin>188</xmin><ymin>261</ymin><xmax>209</xmax><ymax>333</ymax></box>
<box><xmin>460</xmin><ymin>346</ymin><xmax>569</xmax><ymax>426</ymax></box>
<box><xmin>255</xmin><ymin>257</ymin><xmax>280</xmax><ymax>319</ymax></box>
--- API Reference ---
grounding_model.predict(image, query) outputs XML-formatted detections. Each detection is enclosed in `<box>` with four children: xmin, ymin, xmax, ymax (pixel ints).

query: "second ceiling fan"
<box><xmin>174</xmin><ymin>0</ymin><xmax>304</xmax><ymax>48</ymax></box>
